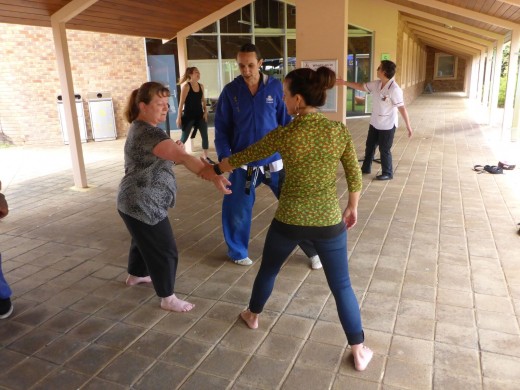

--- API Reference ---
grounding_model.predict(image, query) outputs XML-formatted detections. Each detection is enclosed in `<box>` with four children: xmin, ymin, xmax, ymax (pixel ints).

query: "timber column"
<box><xmin>295</xmin><ymin>0</ymin><xmax>348</xmax><ymax>124</ymax></box>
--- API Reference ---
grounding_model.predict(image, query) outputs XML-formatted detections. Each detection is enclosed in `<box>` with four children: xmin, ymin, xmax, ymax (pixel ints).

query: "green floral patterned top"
<box><xmin>229</xmin><ymin>113</ymin><xmax>362</xmax><ymax>226</ymax></box>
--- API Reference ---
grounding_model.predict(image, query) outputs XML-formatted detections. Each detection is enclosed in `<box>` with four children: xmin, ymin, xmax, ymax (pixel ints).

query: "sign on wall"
<box><xmin>301</xmin><ymin>59</ymin><xmax>338</xmax><ymax>112</ymax></box>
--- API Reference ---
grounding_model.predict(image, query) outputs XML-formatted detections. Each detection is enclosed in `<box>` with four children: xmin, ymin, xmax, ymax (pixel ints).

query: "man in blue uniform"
<box><xmin>214</xmin><ymin>43</ymin><xmax>321</xmax><ymax>269</ymax></box>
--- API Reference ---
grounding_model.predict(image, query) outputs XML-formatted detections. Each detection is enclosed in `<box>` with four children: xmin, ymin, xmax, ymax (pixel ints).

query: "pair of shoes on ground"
<box><xmin>361</xmin><ymin>169</ymin><xmax>392</xmax><ymax>180</ymax></box>
<box><xmin>376</xmin><ymin>174</ymin><xmax>392</xmax><ymax>180</ymax></box>
<box><xmin>233</xmin><ymin>257</ymin><xmax>253</xmax><ymax>266</ymax></box>
<box><xmin>0</xmin><ymin>298</ymin><xmax>13</xmax><ymax>319</ymax></box>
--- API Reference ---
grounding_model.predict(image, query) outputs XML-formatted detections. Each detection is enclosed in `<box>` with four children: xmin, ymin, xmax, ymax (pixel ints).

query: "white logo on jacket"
<box><xmin>266</xmin><ymin>95</ymin><xmax>274</xmax><ymax>104</ymax></box>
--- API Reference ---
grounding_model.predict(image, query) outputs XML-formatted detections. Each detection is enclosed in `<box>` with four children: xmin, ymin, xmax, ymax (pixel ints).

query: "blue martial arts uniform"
<box><xmin>215</xmin><ymin>73</ymin><xmax>291</xmax><ymax>261</ymax></box>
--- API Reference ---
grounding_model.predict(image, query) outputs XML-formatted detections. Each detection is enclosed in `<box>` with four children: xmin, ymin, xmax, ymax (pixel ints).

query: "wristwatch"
<box><xmin>213</xmin><ymin>164</ymin><xmax>223</xmax><ymax>175</ymax></box>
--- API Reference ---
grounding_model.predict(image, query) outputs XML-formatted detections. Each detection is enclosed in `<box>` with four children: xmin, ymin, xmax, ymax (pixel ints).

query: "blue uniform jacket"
<box><xmin>214</xmin><ymin>74</ymin><xmax>291</xmax><ymax>166</ymax></box>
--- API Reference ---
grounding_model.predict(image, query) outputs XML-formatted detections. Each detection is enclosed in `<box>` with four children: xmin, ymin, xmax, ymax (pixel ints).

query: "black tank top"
<box><xmin>183</xmin><ymin>82</ymin><xmax>203</xmax><ymax>120</ymax></box>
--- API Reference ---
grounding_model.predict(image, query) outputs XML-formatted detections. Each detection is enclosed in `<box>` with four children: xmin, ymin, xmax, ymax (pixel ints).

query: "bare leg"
<box><xmin>202</xmin><ymin>149</ymin><xmax>209</xmax><ymax>159</ymax></box>
<box><xmin>351</xmin><ymin>344</ymin><xmax>373</xmax><ymax>371</ymax></box>
<box><xmin>160</xmin><ymin>294</ymin><xmax>195</xmax><ymax>312</ymax></box>
<box><xmin>125</xmin><ymin>274</ymin><xmax>152</xmax><ymax>286</ymax></box>
<box><xmin>239</xmin><ymin>309</ymin><xmax>259</xmax><ymax>329</ymax></box>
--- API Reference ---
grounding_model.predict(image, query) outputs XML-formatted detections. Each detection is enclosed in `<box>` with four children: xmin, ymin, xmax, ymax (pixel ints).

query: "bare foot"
<box><xmin>125</xmin><ymin>274</ymin><xmax>152</xmax><ymax>286</ymax></box>
<box><xmin>239</xmin><ymin>309</ymin><xmax>259</xmax><ymax>329</ymax></box>
<box><xmin>160</xmin><ymin>294</ymin><xmax>195</xmax><ymax>312</ymax></box>
<box><xmin>351</xmin><ymin>344</ymin><xmax>373</xmax><ymax>371</ymax></box>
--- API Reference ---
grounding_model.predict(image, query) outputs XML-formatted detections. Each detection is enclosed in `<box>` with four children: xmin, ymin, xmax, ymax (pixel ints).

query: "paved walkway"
<box><xmin>0</xmin><ymin>92</ymin><xmax>519</xmax><ymax>389</ymax></box>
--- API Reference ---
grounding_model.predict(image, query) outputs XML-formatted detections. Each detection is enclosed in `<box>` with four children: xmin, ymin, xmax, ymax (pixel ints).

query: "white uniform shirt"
<box><xmin>363</xmin><ymin>79</ymin><xmax>404</xmax><ymax>130</ymax></box>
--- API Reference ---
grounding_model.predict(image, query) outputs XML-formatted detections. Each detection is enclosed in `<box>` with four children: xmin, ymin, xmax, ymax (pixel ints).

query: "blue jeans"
<box><xmin>0</xmin><ymin>254</ymin><xmax>12</xmax><ymax>300</ymax></box>
<box><xmin>248</xmin><ymin>222</ymin><xmax>364</xmax><ymax>345</ymax></box>
<box><xmin>222</xmin><ymin>168</ymin><xmax>317</xmax><ymax>261</ymax></box>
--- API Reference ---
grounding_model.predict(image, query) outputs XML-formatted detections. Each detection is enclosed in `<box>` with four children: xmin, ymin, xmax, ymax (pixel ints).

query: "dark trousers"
<box><xmin>249</xmin><ymin>223</ymin><xmax>364</xmax><ymax>345</ymax></box>
<box><xmin>362</xmin><ymin>125</ymin><xmax>396</xmax><ymax>177</ymax></box>
<box><xmin>118</xmin><ymin>211</ymin><xmax>178</xmax><ymax>298</ymax></box>
<box><xmin>180</xmin><ymin>118</ymin><xmax>209</xmax><ymax>150</ymax></box>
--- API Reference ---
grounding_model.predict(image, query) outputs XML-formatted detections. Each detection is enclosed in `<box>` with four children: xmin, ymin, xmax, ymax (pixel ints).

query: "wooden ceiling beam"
<box><xmin>406</xmin><ymin>23</ymin><xmax>489</xmax><ymax>51</ymax></box>
<box><xmin>405</xmin><ymin>0</ymin><xmax>518</xmax><ymax>30</ymax></box>
<box><xmin>51</xmin><ymin>0</ymin><xmax>97</xmax><ymax>22</ymax></box>
<box><xmin>402</xmin><ymin>15</ymin><xmax>496</xmax><ymax>46</ymax></box>
<box><xmin>414</xmin><ymin>32</ymin><xmax>482</xmax><ymax>56</ymax></box>
<box><xmin>387</xmin><ymin>2</ymin><xmax>504</xmax><ymax>41</ymax></box>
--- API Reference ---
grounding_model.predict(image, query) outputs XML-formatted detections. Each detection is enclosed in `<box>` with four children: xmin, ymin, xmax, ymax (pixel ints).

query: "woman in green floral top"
<box><xmin>203</xmin><ymin>67</ymin><xmax>372</xmax><ymax>371</ymax></box>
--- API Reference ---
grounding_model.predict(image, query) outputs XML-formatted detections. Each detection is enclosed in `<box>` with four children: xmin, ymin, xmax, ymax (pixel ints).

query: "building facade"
<box><xmin>1</xmin><ymin>0</ymin><xmax>477</xmax><ymax>147</ymax></box>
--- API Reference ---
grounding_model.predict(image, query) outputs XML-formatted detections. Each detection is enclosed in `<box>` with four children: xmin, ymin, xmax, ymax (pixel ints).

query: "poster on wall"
<box><xmin>301</xmin><ymin>59</ymin><xmax>338</xmax><ymax>112</ymax></box>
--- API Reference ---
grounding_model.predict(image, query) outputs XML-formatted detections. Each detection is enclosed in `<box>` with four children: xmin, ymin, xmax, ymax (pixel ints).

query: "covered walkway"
<box><xmin>0</xmin><ymin>92</ymin><xmax>519</xmax><ymax>389</ymax></box>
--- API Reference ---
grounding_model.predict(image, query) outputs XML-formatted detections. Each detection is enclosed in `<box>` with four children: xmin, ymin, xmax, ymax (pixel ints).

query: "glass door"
<box><xmin>347</xmin><ymin>25</ymin><xmax>373</xmax><ymax>117</ymax></box>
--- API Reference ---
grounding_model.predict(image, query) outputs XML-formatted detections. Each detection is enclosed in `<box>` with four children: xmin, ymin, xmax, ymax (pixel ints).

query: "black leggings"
<box><xmin>180</xmin><ymin>118</ymin><xmax>209</xmax><ymax>150</ymax></box>
<box><xmin>118</xmin><ymin>211</ymin><xmax>178</xmax><ymax>298</ymax></box>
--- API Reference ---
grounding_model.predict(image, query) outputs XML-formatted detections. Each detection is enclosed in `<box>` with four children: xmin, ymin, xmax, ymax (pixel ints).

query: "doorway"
<box><xmin>347</xmin><ymin>25</ymin><xmax>373</xmax><ymax>117</ymax></box>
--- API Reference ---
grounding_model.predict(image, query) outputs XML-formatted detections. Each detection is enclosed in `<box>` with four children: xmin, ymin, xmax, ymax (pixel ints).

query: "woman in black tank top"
<box><xmin>176</xmin><ymin>67</ymin><xmax>211</xmax><ymax>161</ymax></box>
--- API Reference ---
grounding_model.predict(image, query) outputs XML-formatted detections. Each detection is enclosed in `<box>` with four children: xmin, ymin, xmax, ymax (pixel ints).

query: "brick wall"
<box><xmin>425</xmin><ymin>46</ymin><xmax>466</xmax><ymax>92</ymax></box>
<box><xmin>0</xmin><ymin>24</ymin><xmax>147</xmax><ymax>145</ymax></box>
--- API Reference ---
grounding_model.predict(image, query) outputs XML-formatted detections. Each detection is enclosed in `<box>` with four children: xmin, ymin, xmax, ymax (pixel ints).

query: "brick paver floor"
<box><xmin>0</xmin><ymin>92</ymin><xmax>519</xmax><ymax>389</ymax></box>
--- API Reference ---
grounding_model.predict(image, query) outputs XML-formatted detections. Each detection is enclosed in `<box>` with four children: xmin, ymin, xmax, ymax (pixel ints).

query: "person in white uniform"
<box><xmin>339</xmin><ymin>60</ymin><xmax>413</xmax><ymax>180</ymax></box>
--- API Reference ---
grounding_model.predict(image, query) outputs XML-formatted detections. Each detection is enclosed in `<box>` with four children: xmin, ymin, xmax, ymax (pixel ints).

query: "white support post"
<box><xmin>50</xmin><ymin>0</ymin><xmax>98</xmax><ymax>188</ymax></box>
<box><xmin>482</xmin><ymin>45</ymin><xmax>494</xmax><ymax>111</ymax></box>
<box><xmin>51</xmin><ymin>20</ymin><xmax>88</xmax><ymax>188</ymax></box>
<box><xmin>489</xmin><ymin>41</ymin><xmax>504</xmax><ymax>125</ymax></box>
<box><xmin>476</xmin><ymin>51</ymin><xmax>486</xmax><ymax>102</ymax></box>
<box><xmin>503</xmin><ymin>29</ymin><xmax>520</xmax><ymax>141</ymax></box>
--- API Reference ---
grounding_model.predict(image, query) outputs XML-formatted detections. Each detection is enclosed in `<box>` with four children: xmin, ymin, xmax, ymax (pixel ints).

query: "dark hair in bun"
<box><xmin>284</xmin><ymin>66</ymin><xmax>336</xmax><ymax>107</ymax></box>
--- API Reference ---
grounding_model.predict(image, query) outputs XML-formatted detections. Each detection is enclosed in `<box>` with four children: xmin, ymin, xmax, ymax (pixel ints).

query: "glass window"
<box><xmin>195</xmin><ymin>23</ymin><xmax>217</xmax><ymax>34</ymax></box>
<box><xmin>221</xmin><ymin>36</ymin><xmax>252</xmax><ymax>59</ymax></box>
<box><xmin>287</xmin><ymin>4</ymin><xmax>296</xmax><ymax>29</ymax></box>
<box><xmin>256</xmin><ymin>36</ymin><xmax>284</xmax><ymax>61</ymax></box>
<box><xmin>255</xmin><ymin>0</ymin><xmax>285</xmax><ymax>29</ymax></box>
<box><xmin>220</xmin><ymin>6</ymin><xmax>253</xmax><ymax>34</ymax></box>
<box><xmin>187</xmin><ymin>35</ymin><xmax>218</xmax><ymax>60</ymax></box>
<box><xmin>287</xmin><ymin>38</ymin><xmax>296</xmax><ymax>73</ymax></box>
<box><xmin>434</xmin><ymin>53</ymin><xmax>457</xmax><ymax>79</ymax></box>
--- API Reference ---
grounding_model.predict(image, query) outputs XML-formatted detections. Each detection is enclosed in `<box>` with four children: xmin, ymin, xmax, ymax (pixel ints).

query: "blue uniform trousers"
<box><xmin>0</xmin><ymin>254</ymin><xmax>12</xmax><ymax>300</ymax></box>
<box><xmin>222</xmin><ymin>168</ymin><xmax>317</xmax><ymax>261</ymax></box>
